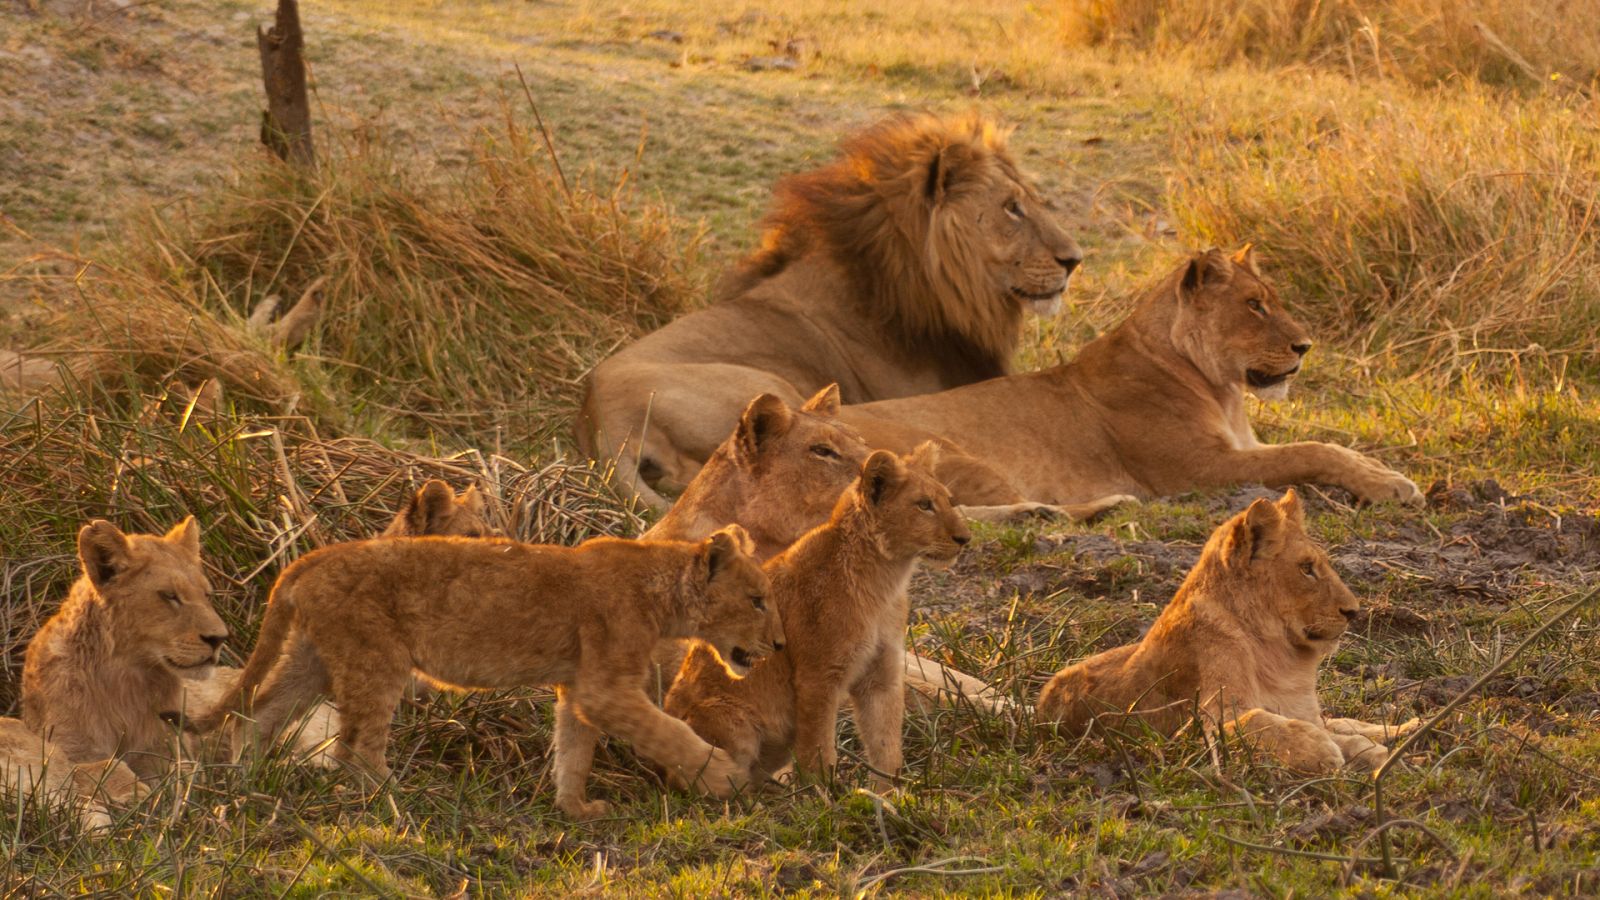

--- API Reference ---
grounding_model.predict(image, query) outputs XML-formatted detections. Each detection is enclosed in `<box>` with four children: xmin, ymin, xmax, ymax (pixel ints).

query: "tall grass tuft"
<box><xmin>1062</xmin><ymin>0</ymin><xmax>1600</xmax><ymax>91</ymax></box>
<box><xmin>1166</xmin><ymin>85</ymin><xmax>1600</xmax><ymax>373</ymax></box>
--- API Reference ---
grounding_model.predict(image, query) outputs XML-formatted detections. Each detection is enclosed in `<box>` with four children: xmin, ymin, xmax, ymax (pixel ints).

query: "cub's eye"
<box><xmin>810</xmin><ymin>444</ymin><xmax>840</xmax><ymax>460</ymax></box>
<box><xmin>160</xmin><ymin>590</ymin><xmax>181</xmax><ymax>607</ymax></box>
<box><xmin>1299</xmin><ymin>561</ymin><xmax>1317</xmax><ymax>579</ymax></box>
<box><xmin>750</xmin><ymin>595</ymin><xmax>767</xmax><ymax>611</ymax></box>
<box><xmin>1247</xmin><ymin>298</ymin><xmax>1266</xmax><ymax>316</ymax></box>
<box><xmin>916</xmin><ymin>498</ymin><xmax>934</xmax><ymax>512</ymax></box>
<box><xmin>1003</xmin><ymin>199</ymin><xmax>1024</xmax><ymax>219</ymax></box>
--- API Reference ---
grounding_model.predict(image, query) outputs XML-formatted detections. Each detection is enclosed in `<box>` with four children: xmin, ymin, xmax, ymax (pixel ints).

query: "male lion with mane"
<box><xmin>838</xmin><ymin>247</ymin><xmax>1422</xmax><ymax>507</ymax></box>
<box><xmin>1037</xmin><ymin>490</ymin><xmax>1416</xmax><ymax>773</ymax></box>
<box><xmin>578</xmin><ymin>112</ymin><xmax>1084</xmax><ymax>508</ymax></box>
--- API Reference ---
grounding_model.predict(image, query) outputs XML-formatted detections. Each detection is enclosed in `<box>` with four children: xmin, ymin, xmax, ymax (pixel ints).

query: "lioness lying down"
<box><xmin>839</xmin><ymin>247</ymin><xmax>1423</xmax><ymax>509</ymax></box>
<box><xmin>0</xmin><ymin>717</ymin><xmax>145</xmax><ymax>831</ymax></box>
<box><xmin>193</xmin><ymin>526</ymin><xmax>784</xmax><ymax>819</ymax></box>
<box><xmin>665</xmin><ymin>444</ymin><xmax>970</xmax><ymax>790</ymax></box>
<box><xmin>1037</xmin><ymin>490</ymin><xmax>1416</xmax><ymax>773</ymax></box>
<box><xmin>646</xmin><ymin>386</ymin><xmax>1010</xmax><ymax>715</ymax></box>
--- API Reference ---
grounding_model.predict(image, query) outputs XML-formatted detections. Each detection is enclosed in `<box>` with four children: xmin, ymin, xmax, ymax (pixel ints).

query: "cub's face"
<box><xmin>79</xmin><ymin>518</ymin><xmax>229</xmax><ymax>680</ymax></box>
<box><xmin>858</xmin><ymin>445</ymin><xmax>971</xmax><ymax>567</ymax></box>
<box><xmin>383</xmin><ymin>480</ymin><xmax>499</xmax><ymax>538</ymax></box>
<box><xmin>693</xmin><ymin>527</ymin><xmax>783</xmax><ymax>675</ymax></box>
<box><xmin>1270</xmin><ymin>526</ymin><xmax>1360</xmax><ymax>652</ymax></box>
<box><xmin>1171</xmin><ymin>248</ymin><xmax>1313</xmax><ymax>401</ymax></box>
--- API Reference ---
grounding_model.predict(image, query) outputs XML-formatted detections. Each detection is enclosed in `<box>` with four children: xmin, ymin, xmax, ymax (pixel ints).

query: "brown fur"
<box><xmin>0</xmin><ymin>717</ymin><xmax>145</xmax><ymax>831</ymax></box>
<box><xmin>840</xmin><ymin>248</ymin><xmax>1423</xmax><ymax>509</ymax></box>
<box><xmin>1037</xmin><ymin>490</ymin><xmax>1416</xmax><ymax>772</ymax></box>
<box><xmin>664</xmin><ymin>445</ymin><xmax>971</xmax><ymax>789</ymax></box>
<box><xmin>22</xmin><ymin>518</ymin><xmax>228</xmax><ymax>780</ymax></box>
<box><xmin>578</xmin><ymin>112</ymin><xmax>1084</xmax><ymax>508</ymax></box>
<box><xmin>194</xmin><ymin>526</ymin><xmax>783</xmax><ymax>820</ymax></box>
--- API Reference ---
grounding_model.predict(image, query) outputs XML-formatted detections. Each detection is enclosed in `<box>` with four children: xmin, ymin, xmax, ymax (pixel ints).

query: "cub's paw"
<box><xmin>692</xmin><ymin>748</ymin><xmax>749</xmax><ymax>799</ymax></box>
<box><xmin>558</xmin><ymin>797</ymin><xmax>612</xmax><ymax>821</ymax></box>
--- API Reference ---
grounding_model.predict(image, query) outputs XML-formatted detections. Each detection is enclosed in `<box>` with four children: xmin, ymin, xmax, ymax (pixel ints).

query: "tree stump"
<box><xmin>258</xmin><ymin>0</ymin><xmax>314</xmax><ymax>166</ymax></box>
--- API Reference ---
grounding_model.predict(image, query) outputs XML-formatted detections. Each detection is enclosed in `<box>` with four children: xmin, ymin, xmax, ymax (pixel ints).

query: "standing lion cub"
<box><xmin>1037</xmin><ymin>490</ymin><xmax>1416</xmax><ymax>772</ymax></box>
<box><xmin>192</xmin><ymin>525</ymin><xmax>784</xmax><ymax>819</ymax></box>
<box><xmin>665</xmin><ymin>444</ymin><xmax>971</xmax><ymax>789</ymax></box>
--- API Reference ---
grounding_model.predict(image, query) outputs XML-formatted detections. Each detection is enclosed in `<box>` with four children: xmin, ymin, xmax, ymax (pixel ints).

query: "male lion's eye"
<box><xmin>810</xmin><ymin>444</ymin><xmax>840</xmax><ymax>460</ymax></box>
<box><xmin>916</xmin><ymin>499</ymin><xmax>934</xmax><ymax>512</ymax></box>
<box><xmin>1247</xmin><ymin>299</ymin><xmax>1267</xmax><ymax>316</ymax></box>
<box><xmin>160</xmin><ymin>590</ymin><xmax>181</xmax><ymax>607</ymax></box>
<box><xmin>1003</xmin><ymin>199</ymin><xmax>1024</xmax><ymax>219</ymax></box>
<box><xmin>1300</xmin><ymin>561</ymin><xmax>1317</xmax><ymax>579</ymax></box>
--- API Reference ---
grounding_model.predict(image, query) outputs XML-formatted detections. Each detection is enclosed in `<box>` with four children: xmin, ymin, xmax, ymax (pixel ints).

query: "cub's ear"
<box><xmin>800</xmin><ymin>383</ymin><xmax>842</xmax><ymax>417</ymax></box>
<box><xmin>1231</xmin><ymin>243</ymin><xmax>1260</xmax><ymax>276</ymax></box>
<box><xmin>735</xmin><ymin>394</ymin><xmax>794</xmax><ymax>459</ymax></box>
<box><xmin>1221</xmin><ymin>497</ymin><xmax>1285</xmax><ymax>568</ymax></box>
<box><xmin>702</xmin><ymin>525</ymin><xmax>752</xmax><ymax>580</ymax></box>
<box><xmin>1178</xmin><ymin>248</ymin><xmax>1234</xmax><ymax>302</ymax></box>
<box><xmin>859</xmin><ymin>450</ymin><xmax>906</xmax><ymax>506</ymax></box>
<box><xmin>907</xmin><ymin>440</ymin><xmax>942</xmax><ymax>472</ymax></box>
<box><xmin>163</xmin><ymin>516</ymin><xmax>201</xmax><ymax>563</ymax></box>
<box><xmin>79</xmin><ymin>520</ymin><xmax>132</xmax><ymax>590</ymax></box>
<box><xmin>1276</xmin><ymin>487</ymin><xmax>1306</xmax><ymax>526</ymax></box>
<box><xmin>459</xmin><ymin>484</ymin><xmax>486</xmax><ymax>515</ymax></box>
<box><xmin>407</xmin><ymin>480</ymin><xmax>457</xmax><ymax>535</ymax></box>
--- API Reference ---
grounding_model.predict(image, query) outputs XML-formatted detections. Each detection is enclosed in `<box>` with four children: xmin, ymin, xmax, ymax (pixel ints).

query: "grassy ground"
<box><xmin>3</xmin><ymin>0</ymin><xmax>1598</xmax><ymax>895</ymax></box>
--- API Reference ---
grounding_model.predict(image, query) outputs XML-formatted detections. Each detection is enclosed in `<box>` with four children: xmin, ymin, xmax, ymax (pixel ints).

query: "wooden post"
<box><xmin>258</xmin><ymin>0</ymin><xmax>314</xmax><ymax>166</ymax></box>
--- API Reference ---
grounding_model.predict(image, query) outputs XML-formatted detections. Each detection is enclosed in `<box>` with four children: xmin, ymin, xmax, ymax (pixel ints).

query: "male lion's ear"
<box><xmin>735</xmin><ymin>394</ymin><xmax>794</xmax><ymax>459</ymax></box>
<box><xmin>924</xmin><ymin>142</ymin><xmax>976</xmax><ymax>205</ymax></box>
<box><xmin>908</xmin><ymin>440</ymin><xmax>942</xmax><ymax>472</ymax></box>
<box><xmin>859</xmin><ymin>450</ymin><xmax>905</xmax><ymax>506</ymax></box>
<box><xmin>1231</xmin><ymin>244</ymin><xmax>1260</xmax><ymax>276</ymax></box>
<box><xmin>1178</xmin><ymin>248</ymin><xmax>1234</xmax><ymax>302</ymax></box>
<box><xmin>78</xmin><ymin>520</ymin><xmax>132</xmax><ymax>590</ymax></box>
<box><xmin>702</xmin><ymin>525</ymin><xmax>751</xmax><ymax>580</ymax></box>
<box><xmin>1221</xmin><ymin>498</ymin><xmax>1284</xmax><ymax>568</ymax></box>
<box><xmin>800</xmin><ymin>383</ymin><xmax>842</xmax><ymax>417</ymax></box>
<box><xmin>164</xmin><ymin>516</ymin><xmax>201</xmax><ymax>563</ymax></box>
<box><xmin>408</xmin><ymin>480</ymin><xmax>456</xmax><ymax>535</ymax></box>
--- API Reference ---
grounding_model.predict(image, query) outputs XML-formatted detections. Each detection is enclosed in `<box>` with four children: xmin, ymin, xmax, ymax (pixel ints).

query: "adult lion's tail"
<box><xmin>188</xmin><ymin>564</ymin><xmax>306</xmax><ymax>733</ymax></box>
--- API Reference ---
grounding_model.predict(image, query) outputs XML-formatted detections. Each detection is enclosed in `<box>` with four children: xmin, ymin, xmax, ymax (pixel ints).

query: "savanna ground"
<box><xmin>3</xmin><ymin>0</ymin><xmax>1599</xmax><ymax>894</ymax></box>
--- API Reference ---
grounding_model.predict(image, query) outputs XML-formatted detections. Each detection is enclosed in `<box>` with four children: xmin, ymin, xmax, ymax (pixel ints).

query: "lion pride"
<box><xmin>838</xmin><ymin>247</ymin><xmax>1423</xmax><ymax>508</ymax></box>
<box><xmin>1037</xmin><ymin>490</ymin><xmax>1416</xmax><ymax>772</ymax></box>
<box><xmin>578</xmin><ymin>112</ymin><xmax>1084</xmax><ymax>508</ymax></box>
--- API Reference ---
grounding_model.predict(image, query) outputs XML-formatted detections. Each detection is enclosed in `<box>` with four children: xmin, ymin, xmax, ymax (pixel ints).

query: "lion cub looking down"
<box><xmin>1037</xmin><ymin>490</ymin><xmax>1416</xmax><ymax>773</ymax></box>
<box><xmin>193</xmin><ymin>526</ymin><xmax>783</xmax><ymax>819</ymax></box>
<box><xmin>665</xmin><ymin>444</ymin><xmax>970</xmax><ymax>789</ymax></box>
<box><xmin>23</xmin><ymin>517</ymin><xmax>228</xmax><ymax>780</ymax></box>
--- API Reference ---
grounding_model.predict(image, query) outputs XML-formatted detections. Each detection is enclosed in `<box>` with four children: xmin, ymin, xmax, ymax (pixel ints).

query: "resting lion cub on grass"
<box><xmin>0</xmin><ymin>718</ymin><xmax>145</xmax><ymax>832</ymax></box>
<box><xmin>647</xmin><ymin>386</ymin><xmax>1009</xmax><ymax>714</ymax></box>
<box><xmin>193</xmin><ymin>525</ymin><xmax>783</xmax><ymax>819</ymax></box>
<box><xmin>665</xmin><ymin>444</ymin><xmax>970</xmax><ymax>789</ymax></box>
<box><xmin>1037</xmin><ymin>490</ymin><xmax>1416</xmax><ymax>773</ymax></box>
<box><xmin>840</xmin><ymin>247</ymin><xmax>1422</xmax><ymax>508</ymax></box>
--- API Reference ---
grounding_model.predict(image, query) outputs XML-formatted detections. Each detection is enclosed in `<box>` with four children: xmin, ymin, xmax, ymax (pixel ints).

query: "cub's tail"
<box><xmin>187</xmin><ymin>563</ymin><xmax>306</xmax><ymax>732</ymax></box>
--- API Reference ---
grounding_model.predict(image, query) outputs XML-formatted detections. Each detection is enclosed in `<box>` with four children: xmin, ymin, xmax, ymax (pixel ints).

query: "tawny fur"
<box><xmin>1036</xmin><ymin>490</ymin><xmax>1417</xmax><ymax>773</ymax></box>
<box><xmin>840</xmin><ymin>247</ymin><xmax>1423</xmax><ymax>508</ymax></box>
<box><xmin>22</xmin><ymin>517</ymin><xmax>228</xmax><ymax>781</ymax></box>
<box><xmin>664</xmin><ymin>444</ymin><xmax>971</xmax><ymax>789</ymax></box>
<box><xmin>0</xmin><ymin>717</ymin><xmax>146</xmax><ymax>832</ymax></box>
<box><xmin>193</xmin><ymin>527</ymin><xmax>784</xmax><ymax>820</ymax></box>
<box><xmin>577</xmin><ymin>112</ymin><xmax>1084</xmax><ymax>508</ymax></box>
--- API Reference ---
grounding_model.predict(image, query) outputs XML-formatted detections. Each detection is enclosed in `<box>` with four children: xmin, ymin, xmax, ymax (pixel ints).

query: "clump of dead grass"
<box><xmin>1166</xmin><ymin>85</ymin><xmax>1600</xmax><ymax>372</ymax></box>
<box><xmin>1062</xmin><ymin>0</ymin><xmax>1600</xmax><ymax>91</ymax></box>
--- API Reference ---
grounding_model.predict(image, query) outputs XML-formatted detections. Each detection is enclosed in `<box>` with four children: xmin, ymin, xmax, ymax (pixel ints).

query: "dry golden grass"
<box><xmin>1062</xmin><ymin>0</ymin><xmax>1600</xmax><ymax>90</ymax></box>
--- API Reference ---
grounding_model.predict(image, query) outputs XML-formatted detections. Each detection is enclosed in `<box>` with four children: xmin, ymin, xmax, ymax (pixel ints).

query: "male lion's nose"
<box><xmin>1291</xmin><ymin>340</ymin><xmax>1313</xmax><ymax>357</ymax></box>
<box><xmin>1057</xmin><ymin>255</ymin><xmax>1082</xmax><ymax>277</ymax></box>
<box><xmin>772</xmin><ymin>639</ymin><xmax>785</xmax><ymax>652</ymax></box>
<box><xmin>202</xmin><ymin>633</ymin><xmax>227</xmax><ymax>651</ymax></box>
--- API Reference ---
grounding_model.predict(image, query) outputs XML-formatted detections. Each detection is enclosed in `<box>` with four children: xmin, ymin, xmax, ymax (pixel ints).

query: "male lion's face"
<box><xmin>1171</xmin><ymin>248</ymin><xmax>1313</xmax><ymax>401</ymax></box>
<box><xmin>693</xmin><ymin>526</ymin><xmax>783</xmax><ymax>676</ymax></box>
<box><xmin>1219</xmin><ymin>491</ymin><xmax>1359</xmax><ymax>654</ymax></box>
<box><xmin>978</xmin><ymin>174</ymin><xmax>1084</xmax><ymax>318</ymax></box>
<box><xmin>856</xmin><ymin>444</ymin><xmax>971</xmax><ymax>567</ymax></box>
<box><xmin>79</xmin><ymin>517</ymin><xmax>229</xmax><ymax>680</ymax></box>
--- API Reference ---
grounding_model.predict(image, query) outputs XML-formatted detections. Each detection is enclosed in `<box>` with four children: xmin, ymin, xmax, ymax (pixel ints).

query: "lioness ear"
<box><xmin>908</xmin><ymin>440</ymin><xmax>941</xmax><ymax>472</ymax></box>
<box><xmin>78</xmin><ymin>520</ymin><xmax>132</xmax><ymax>590</ymax></box>
<box><xmin>164</xmin><ymin>516</ymin><xmax>201</xmax><ymax>563</ymax></box>
<box><xmin>1178</xmin><ymin>248</ymin><xmax>1234</xmax><ymax>302</ymax></box>
<box><xmin>735</xmin><ymin>394</ymin><xmax>793</xmax><ymax>460</ymax></box>
<box><xmin>1222</xmin><ymin>498</ymin><xmax>1284</xmax><ymax>568</ymax></box>
<box><xmin>800</xmin><ymin>383</ymin><xmax>842</xmax><ymax>417</ymax></box>
<box><xmin>859</xmin><ymin>450</ymin><xmax>904</xmax><ymax>506</ymax></box>
<box><xmin>1231</xmin><ymin>243</ymin><xmax>1260</xmax><ymax>276</ymax></box>
<box><xmin>408</xmin><ymin>480</ymin><xmax>456</xmax><ymax>535</ymax></box>
<box><xmin>702</xmin><ymin>525</ymin><xmax>749</xmax><ymax>581</ymax></box>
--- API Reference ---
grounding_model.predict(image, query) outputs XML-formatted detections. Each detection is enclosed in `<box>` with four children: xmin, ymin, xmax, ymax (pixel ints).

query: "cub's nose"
<box><xmin>202</xmin><ymin>633</ymin><xmax>228</xmax><ymax>651</ymax></box>
<box><xmin>1057</xmin><ymin>255</ymin><xmax>1082</xmax><ymax>277</ymax></box>
<box><xmin>953</xmin><ymin>533</ymin><xmax>971</xmax><ymax>546</ymax></box>
<box><xmin>1291</xmin><ymin>340</ymin><xmax>1313</xmax><ymax>357</ymax></box>
<box><xmin>1339</xmin><ymin>608</ymin><xmax>1358</xmax><ymax>621</ymax></box>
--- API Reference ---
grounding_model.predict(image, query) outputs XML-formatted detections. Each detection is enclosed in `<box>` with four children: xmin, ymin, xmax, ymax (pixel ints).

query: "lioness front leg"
<box><xmin>900</xmin><ymin>650</ymin><xmax>1012</xmax><ymax>715</ymax></box>
<box><xmin>958</xmin><ymin>495</ymin><xmax>1138</xmax><ymax>524</ymax></box>
<box><xmin>569</xmin><ymin>679</ymin><xmax>747</xmax><ymax>800</ymax></box>
<box><xmin>850</xmin><ymin>648</ymin><xmax>906</xmax><ymax>789</ymax></box>
<box><xmin>552</xmin><ymin>688</ymin><xmax>610</xmax><ymax>820</ymax></box>
<box><xmin>1195</xmin><ymin>444</ymin><xmax>1422</xmax><ymax>505</ymax></box>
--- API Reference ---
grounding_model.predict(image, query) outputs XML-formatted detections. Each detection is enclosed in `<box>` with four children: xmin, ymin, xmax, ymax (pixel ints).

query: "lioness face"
<box><xmin>972</xmin><ymin>172</ymin><xmax>1084</xmax><ymax>318</ymax></box>
<box><xmin>1172</xmin><ymin>247</ymin><xmax>1313</xmax><ymax>401</ymax></box>
<box><xmin>694</xmin><ymin>526</ymin><xmax>783</xmax><ymax>676</ymax></box>
<box><xmin>737</xmin><ymin>386</ymin><xmax>872</xmax><ymax>536</ymax></box>
<box><xmin>858</xmin><ymin>444</ymin><xmax>972</xmax><ymax>567</ymax></box>
<box><xmin>79</xmin><ymin>517</ymin><xmax>228</xmax><ymax>679</ymax></box>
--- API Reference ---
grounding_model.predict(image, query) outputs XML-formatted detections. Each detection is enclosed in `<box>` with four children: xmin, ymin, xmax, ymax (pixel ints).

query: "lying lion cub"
<box><xmin>23</xmin><ymin>517</ymin><xmax>229</xmax><ymax>781</ymax></box>
<box><xmin>646</xmin><ymin>386</ymin><xmax>1009</xmax><ymax>714</ymax></box>
<box><xmin>840</xmin><ymin>247</ymin><xmax>1422</xmax><ymax>509</ymax></box>
<box><xmin>193</xmin><ymin>525</ymin><xmax>783</xmax><ymax>819</ymax></box>
<box><xmin>0</xmin><ymin>717</ymin><xmax>145</xmax><ymax>831</ymax></box>
<box><xmin>1037</xmin><ymin>490</ymin><xmax>1415</xmax><ymax>773</ymax></box>
<box><xmin>665</xmin><ymin>444</ymin><xmax>970</xmax><ymax>788</ymax></box>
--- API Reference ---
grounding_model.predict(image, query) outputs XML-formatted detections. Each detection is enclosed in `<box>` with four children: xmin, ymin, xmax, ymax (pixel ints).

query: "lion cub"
<box><xmin>23</xmin><ymin>517</ymin><xmax>229</xmax><ymax>781</ymax></box>
<box><xmin>194</xmin><ymin>525</ymin><xmax>784</xmax><ymax>819</ymax></box>
<box><xmin>665</xmin><ymin>444</ymin><xmax>970</xmax><ymax>788</ymax></box>
<box><xmin>0</xmin><ymin>718</ymin><xmax>145</xmax><ymax>831</ymax></box>
<box><xmin>1037</xmin><ymin>490</ymin><xmax>1416</xmax><ymax>773</ymax></box>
